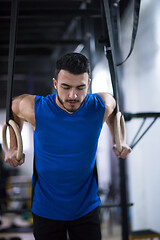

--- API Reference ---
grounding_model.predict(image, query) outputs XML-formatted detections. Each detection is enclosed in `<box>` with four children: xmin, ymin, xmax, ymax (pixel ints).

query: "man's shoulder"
<box><xmin>35</xmin><ymin>93</ymin><xmax>55</xmax><ymax>102</ymax></box>
<box><xmin>87</xmin><ymin>93</ymin><xmax>106</xmax><ymax>110</ymax></box>
<box><xmin>90</xmin><ymin>92</ymin><xmax>110</xmax><ymax>105</ymax></box>
<box><xmin>95</xmin><ymin>92</ymin><xmax>115</xmax><ymax>106</ymax></box>
<box><xmin>95</xmin><ymin>92</ymin><xmax>113</xmax><ymax>100</ymax></box>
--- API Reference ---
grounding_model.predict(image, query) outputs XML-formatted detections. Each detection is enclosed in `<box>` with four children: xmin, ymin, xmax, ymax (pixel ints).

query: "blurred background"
<box><xmin>0</xmin><ymin>0</ymin><xmax>160</xmax><ymax>239</ymax></box>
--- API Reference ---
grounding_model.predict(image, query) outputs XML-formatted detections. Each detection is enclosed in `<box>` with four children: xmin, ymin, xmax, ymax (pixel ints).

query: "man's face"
<box><xmin>53</xmin><ymin>70</ymin><xmax>90</xmax><ymax>113</ymax></box>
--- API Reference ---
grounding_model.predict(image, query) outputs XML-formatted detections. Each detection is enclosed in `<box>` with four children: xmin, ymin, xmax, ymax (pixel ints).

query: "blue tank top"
<box><xmin>31</xmin><ymin>93</ymin><xmax>105</xmax><ymax>220</ymax></box>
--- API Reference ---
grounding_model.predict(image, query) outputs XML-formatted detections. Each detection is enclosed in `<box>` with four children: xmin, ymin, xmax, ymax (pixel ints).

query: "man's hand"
<box><xmin>4</xmin><ymin>148</ymin><xmax>25</xmax><ymax>167</ymax></box>
<box><xmin>113</xmin><ymin>144</ymin><xmax>131</xmax><ymax>159</ymax></box>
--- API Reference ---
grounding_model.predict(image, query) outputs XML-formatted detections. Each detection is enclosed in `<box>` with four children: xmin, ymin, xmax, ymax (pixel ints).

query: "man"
<box><xmin>4</xmin><ymin>53</ymin><xmax>131</xmax><ymax>240</ymax></box>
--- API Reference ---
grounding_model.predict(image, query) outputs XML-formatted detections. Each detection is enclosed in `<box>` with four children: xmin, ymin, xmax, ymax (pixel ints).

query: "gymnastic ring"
<box><xmin>114</xmin><ymin>112</ymin><xmax>126</xmax><ymax>153</ymax></box>
<box><xmin>2</xmin><ymin>119</ymin><xmax>23</xmax><ymax>161</ymax></box>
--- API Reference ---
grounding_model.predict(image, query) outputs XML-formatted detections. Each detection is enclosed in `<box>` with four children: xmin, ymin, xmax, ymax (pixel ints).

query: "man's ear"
<box><xmin>88</xmin><ymin>78</ymin><xmax>91</xmax><ymax>87</ymax></box>
<box><xmin>53</xmin><ymin>78</ymin><xmax>57</xmax><ymax>89</ymax></box>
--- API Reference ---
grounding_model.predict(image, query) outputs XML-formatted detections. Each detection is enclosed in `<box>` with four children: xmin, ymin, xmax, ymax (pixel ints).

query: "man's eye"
<box><xmin>62</xmin><ymin>87</ymin><xmax>70</xmax><ymax>90</ymax></box>
<box><xmin>77</xmin><ymin>87</ymin><xmax>85</xmax><ymax>90</ymax></box>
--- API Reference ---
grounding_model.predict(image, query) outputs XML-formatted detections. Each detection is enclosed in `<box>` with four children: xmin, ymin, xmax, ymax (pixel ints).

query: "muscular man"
<box><xmin>4</xmin><ymin>53</ymin><xmax>131</xmax><ymax>240</ymax></box>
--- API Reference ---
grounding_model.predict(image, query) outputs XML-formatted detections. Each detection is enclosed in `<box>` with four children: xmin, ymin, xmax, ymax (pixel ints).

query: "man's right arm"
<box><xmin>4</xmin><ymin>94</ymin><xmax>36</xmax><ymax>167</ymax></box>
<box><xmin>12</xmin><ymin>94</ymin><xmax>36</xmax><ymax>129</ymax></box>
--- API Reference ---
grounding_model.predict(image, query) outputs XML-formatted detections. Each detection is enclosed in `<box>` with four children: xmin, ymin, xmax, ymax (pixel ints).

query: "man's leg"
<box><xmin>67</xmin><ymin>207</ymin><xmax>101</xmax><ymax>240</ymax></box>
<box><xmin>32</xmin><ymin>213</ymin><xmax>67</xmax><ymax>240</ymax></box>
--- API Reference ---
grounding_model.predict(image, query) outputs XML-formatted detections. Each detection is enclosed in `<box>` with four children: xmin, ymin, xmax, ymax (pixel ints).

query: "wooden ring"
<box><xmin>114</xmin><ymin>112</ymin><xmax>126</xmax><ymax>153</ymax></box>
<box><xmin>2</xmin><ymin>120</ymin><xmax>23</xmax><ymax>161</ymax></box>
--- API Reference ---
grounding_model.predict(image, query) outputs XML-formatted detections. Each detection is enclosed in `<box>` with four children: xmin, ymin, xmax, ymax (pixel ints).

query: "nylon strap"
<box><xmin>31</xmin><ymin>156</ymin><xmax>38</xmax><ymax>205</ymax></box>
<box><xmin>100</xmin><ymin>0</ymin><xmax>141</xmax><ymax>105</ymax></box>
<box><xmin>6</xmin><ymin>0</ymin><xmax>18</xmax><ymax>124</ymax></box>
<box><xmin>117</xmin><ymin>0</ymin><xmax>141</xmax><ymax>66</ymax></box>
<box><xmin>100</xmin><ymin>0</ymin><xmax>120</xmax><ymax>112</ymax></box>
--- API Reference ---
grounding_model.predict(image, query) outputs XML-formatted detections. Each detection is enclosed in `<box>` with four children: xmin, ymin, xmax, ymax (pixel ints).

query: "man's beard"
<box><xmin>57</xmin><ymin>93</ymin><xmax>86</xmax><ymax>113</ymax></box>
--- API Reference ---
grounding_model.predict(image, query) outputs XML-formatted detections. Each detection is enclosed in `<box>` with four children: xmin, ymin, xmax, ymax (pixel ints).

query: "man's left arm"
<box><xmin>98</xmin><ymin>92</ymin><xmax>131</xmax><ymax>159</ymax></box>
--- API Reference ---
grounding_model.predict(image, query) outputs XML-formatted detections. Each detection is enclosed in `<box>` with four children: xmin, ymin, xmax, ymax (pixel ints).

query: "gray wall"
<box><xmin>122</xmin><ymin>0</ymin><xmax>160</xmax><ymax>231</ymax></box>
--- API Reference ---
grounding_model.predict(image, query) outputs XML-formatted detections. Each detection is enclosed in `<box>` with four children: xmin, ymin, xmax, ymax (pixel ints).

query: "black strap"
<box><xmin>6</xmin><ymin>0</ymin><xmax>19</xmax><ymax>124</ymax></box>
<box><xmin>93</xmin><ymin>161</ymin><xmax>98</xmax><ymax>186</ymax></box>
<box><xmin>117</xmin><ymin>0</ymin><xmax>141</xmax><ymax>66</ymax></box>
<box><xmin>31</xmin><ymin>156</ymin><xmax>38</xmax><ymax>205</ymax></box>
<box><xmin>100</xmin><ymin>0</ymin><xmax>120</xmax><ymax>112</ymax></box>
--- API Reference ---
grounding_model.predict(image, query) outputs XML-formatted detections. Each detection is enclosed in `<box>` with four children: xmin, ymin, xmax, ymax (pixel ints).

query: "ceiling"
<box><xmin>0</xmin><ymin>0</ymin><xmax>130</xmax><ymax>109</ymax></box>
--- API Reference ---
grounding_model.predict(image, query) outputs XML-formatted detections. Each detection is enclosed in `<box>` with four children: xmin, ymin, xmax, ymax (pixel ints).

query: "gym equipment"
<box><xmin>100</xmin><ymin>0</ymin><xmax>126</xmax><ymax>152</ymax></box>
<box><xmin>99</xmin><ymin>0</ymin><xmax>141</xmax><ymax>240</ymax></box>
<box><xmin>2</xmin><ymin>0</ymin><xmax>23</xmax><ymax>162</ymax></box>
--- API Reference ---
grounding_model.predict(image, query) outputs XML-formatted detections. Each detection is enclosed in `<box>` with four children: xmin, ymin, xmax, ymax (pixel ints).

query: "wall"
<box><xmin>121</xmin><ymin>0</ymin><xmax>160</xmax><ymax>231</ymax></box>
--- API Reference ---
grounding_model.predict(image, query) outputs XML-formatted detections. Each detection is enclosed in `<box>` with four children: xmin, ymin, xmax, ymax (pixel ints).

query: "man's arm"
<box><xmin>98</xmin><ymin>92</ymin><xmax>131</xmax><ymax>159</ymax></box>
<box><xmin>4</xmin><ymin>94</ymin><xmax>36</xmax><ymax>167</ymax></box>
<box><xmin>12</xmin><ymin>94</ymin><xmax>36</xmax><ymax>128</ymax></box>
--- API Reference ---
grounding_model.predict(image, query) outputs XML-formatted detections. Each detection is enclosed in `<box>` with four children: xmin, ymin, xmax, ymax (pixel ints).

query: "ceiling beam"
<box><xmin>0</xmin><ymin>39</ymin><xmax>85</xmax><ymax>50</ymax></box>
<box><xmin>0</xmin><ymin>9</ymin><xmax>100</xmax><ymax>18</ymax></box>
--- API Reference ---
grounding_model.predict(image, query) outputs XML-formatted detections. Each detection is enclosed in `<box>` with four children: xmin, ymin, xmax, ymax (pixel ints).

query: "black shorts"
<box><xmin>32</xmin><ymin>207</ymin><xmax>101</xmax><ymax>240</ymax></box>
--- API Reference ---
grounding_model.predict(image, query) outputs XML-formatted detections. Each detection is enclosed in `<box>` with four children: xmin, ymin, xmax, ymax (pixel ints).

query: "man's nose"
<box><xmin>68</xmin><ymin>89</ymin><xmax>77</xmax><ymax>98</ymax></box>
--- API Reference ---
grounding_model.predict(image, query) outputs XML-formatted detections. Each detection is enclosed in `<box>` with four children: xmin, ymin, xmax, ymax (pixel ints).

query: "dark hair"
<box><xmin>55</xmin><ymin>53</ymin><xmax>90</xmax><ymax>79</ymax></box>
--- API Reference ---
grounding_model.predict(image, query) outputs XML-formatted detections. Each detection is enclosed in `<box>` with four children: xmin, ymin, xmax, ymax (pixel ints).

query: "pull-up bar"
<box><xmin>124</xmin><ymin>112</ymin><xmax>160</xmax><ymax>121</ymax></box>
<box><xmin>124</xmin><ymin>112</ymin><xmax>160</xmax><ymax>150</ymax></box>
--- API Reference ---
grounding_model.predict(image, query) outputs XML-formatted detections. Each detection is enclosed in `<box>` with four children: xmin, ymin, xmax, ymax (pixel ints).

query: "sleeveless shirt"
<box><xmin>31</xmin><ymin>93</ymin><xmax>105</xmax><ymax>220</ymax></box>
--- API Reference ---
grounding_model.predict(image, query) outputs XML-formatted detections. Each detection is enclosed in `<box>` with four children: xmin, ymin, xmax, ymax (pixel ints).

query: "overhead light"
<box><xmin>74</xmin><ymin>44</ymin><xmax>84</xmax><ymax>53</ymax></box>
